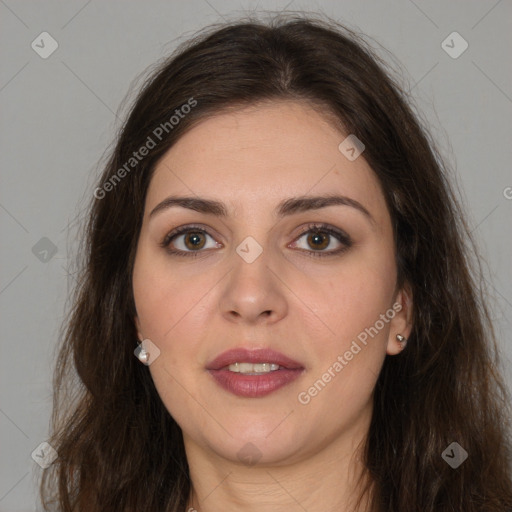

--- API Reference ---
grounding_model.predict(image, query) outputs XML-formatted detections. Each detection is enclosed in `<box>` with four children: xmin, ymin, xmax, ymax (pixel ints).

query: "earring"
<box><xmin>136</xmin><ymin>341</ymin><xmax>149</xmax><ymax>364</ymax></box>
<box><xmin>138</xmin><ymin>347</ymin><xmax>149</xmax><ymax>364</ymax></box>
<box><xmin>396</xmin><ymin>334</ymin><xmax>407</xmax><ymax>349</ymax></box>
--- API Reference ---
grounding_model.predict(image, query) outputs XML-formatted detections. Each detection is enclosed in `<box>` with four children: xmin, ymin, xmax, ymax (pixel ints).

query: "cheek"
<box><xmin>133</xmin><ymin>245</ymin><xmax>202</xmax><ymax>340</ymax></box>
<box><xmin>132</xmin><ymin>251</ymin><xmax>213</xmax><ymax>427</ymax></box>
<box><xmin>295</xmin><ymin>243</ymin><xmax>396</xmax><ymax>396</ymax></box>
<box><xmin>298</xmin><ymin>244</ymin><xmax>396</xmax><ymax>342</ymax></box>
<box><xmin>132</xmin><ymin>245</ymin><xmax>222</xmax><ymax>381</ymax></box>
<box><xmin>294</xmin><ymin>265</ymin><xmax>395</xmax><ymax>421</ymax></box>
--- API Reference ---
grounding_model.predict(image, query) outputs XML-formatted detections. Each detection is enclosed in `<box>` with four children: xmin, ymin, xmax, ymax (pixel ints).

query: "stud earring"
<box><xmin>396</xmin><ymin>334</ymin><xmax>407</xmax><ymax>349</ymax></box>
<box><xmin>136</xmin><ymin>341</ymin><xmax>149</xmax><ymax>364</ymax></box>
<box><xmin>138</xmin><ymin>347</ymin><xmax>149</xmax><ymax>364</ymax></box>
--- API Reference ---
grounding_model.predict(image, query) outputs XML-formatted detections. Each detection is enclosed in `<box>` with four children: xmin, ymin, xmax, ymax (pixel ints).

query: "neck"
<box><xmin>183</xmin><ymin>412</ymin><xmax>375</xmax><ymax>512</ymax></box>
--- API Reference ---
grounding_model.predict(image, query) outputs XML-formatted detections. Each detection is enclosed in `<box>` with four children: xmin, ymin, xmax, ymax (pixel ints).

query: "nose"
<box><xmin>218</xmin><ymin>245</ymin><xmax>288</xmax><ymax>325</ymax></box>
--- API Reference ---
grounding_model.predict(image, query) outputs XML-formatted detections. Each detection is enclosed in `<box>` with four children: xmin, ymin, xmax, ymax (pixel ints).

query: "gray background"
<box><xmin>1</xmin><ymin>1</ymin><xmax>511</xmax><ymax>510</ymax></box>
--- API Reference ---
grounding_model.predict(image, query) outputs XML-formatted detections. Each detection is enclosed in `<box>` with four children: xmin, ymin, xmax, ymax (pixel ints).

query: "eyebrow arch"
<box><xmin>149</xmin><ymin>194</ymin><xmax>374</xmax><ymax>224</ymax></box>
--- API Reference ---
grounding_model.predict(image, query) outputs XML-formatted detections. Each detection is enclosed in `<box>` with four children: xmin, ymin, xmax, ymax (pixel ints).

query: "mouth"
<box><xmin>206</xmin><ymin>347</ymin><xmax>305</xmax><ymax>398</ymax></box>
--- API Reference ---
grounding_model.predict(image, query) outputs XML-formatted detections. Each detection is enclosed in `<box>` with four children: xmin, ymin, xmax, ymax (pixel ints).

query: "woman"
<box><xmin>40</xmin><ymin>13</ymin><xmax>512</xmax><ymax>512</ymax></box>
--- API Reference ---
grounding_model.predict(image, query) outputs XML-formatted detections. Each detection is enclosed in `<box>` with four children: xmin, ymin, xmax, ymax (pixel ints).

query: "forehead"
<box><xmin>145</xmin><ymin>100</ymin><xmax>387</xmax><ymax>224</ymax></box>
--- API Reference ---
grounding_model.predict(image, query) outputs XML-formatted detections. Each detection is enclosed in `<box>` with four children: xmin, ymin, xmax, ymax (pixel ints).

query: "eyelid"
<box><xmin>159</xmin><ymin>223</ymin><xmax>218</xmax><ymax>249</ymax></box>
<box><xmin>289</xmin><ymin>223</ymin><xmax>352</xmax><ymax>256</ymax></box>
<box><xmin>293</xmin><ymin>222</ymin><xmax>351</xmax><ymax>242</ymax></box>
<box><xmin>159</xmin><ymin>224</ymin><xmax>223</xmax><ymax>259</ymax></box>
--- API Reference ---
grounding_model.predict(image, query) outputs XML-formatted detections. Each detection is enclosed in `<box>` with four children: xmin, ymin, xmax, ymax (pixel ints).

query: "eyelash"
<box><xmin>160</xmin><ymin>223</ymin><xmax>352</xmax><ymax>259</ymax></box>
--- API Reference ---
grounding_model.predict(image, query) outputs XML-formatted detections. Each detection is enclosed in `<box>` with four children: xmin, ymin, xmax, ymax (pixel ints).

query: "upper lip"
<box><xmin>206</xmin><ymin>348</ymin><xmax>304</xmax><ymax>370</ymax></box>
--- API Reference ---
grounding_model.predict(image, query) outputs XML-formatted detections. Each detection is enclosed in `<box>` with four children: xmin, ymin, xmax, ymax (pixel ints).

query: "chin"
<box><xmin>205</xmin><ymin>422</ymin><xmax>306</xmax><ymax>466</ymax></box>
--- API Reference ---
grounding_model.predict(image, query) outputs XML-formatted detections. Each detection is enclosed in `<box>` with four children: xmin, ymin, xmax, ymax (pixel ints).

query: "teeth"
<box><xmin>228</xmin><ymin>362</ymin><xmax>280</xmax><ymax>374</ymax></box>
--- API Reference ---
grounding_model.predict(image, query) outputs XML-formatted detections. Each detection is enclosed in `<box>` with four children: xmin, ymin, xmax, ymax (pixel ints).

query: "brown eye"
<box><xmin>161</xmin><ymin>226</ymin><xmax>222</xmax><ymax>256</ymax></box>
<box><xmin>183</xmin><ymin>231</ymin><xmax>206</xmax><ymax>250</ymax></box>
<box><xmin>290</xmin><ymin>223</ymin><xmax>352</xmax><ymax>257</ymax></box>
<box><xmin>306</xmin><ymin>231</ymin><xmax>330</xmax><ymax>251</ymax></box>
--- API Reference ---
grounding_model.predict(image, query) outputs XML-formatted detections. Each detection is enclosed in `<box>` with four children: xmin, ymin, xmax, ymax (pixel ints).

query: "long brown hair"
<box><xmin>40</xmin><ymin>13</ymin><xmax>512</xmax><ymax>512</ymax></box>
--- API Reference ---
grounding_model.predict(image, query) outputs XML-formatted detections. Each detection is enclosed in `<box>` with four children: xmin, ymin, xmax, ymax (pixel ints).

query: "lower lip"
<box><xmin>207</xmin><ymin>368</ymin><xmax>304</xmax><ymax>398</ymax></box>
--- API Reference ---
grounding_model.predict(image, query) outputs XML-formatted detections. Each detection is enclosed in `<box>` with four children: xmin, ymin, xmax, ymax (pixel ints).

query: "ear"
<box><xmin>134</xmin><ymin>315</ymin><xmax>143</xmax><ymax>342</ymax></box>
<box><xmin>386</xmin><ymin>283</ymin><xmax>413</xmax><ymax>356</ymax></box>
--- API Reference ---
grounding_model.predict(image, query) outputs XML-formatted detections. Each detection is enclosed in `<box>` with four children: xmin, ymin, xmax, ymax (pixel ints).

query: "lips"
<box><xmin>206</xmin><ymin>347</ymin><xmax>305</xmax><ymax>398</ymax></box>
<box><xmin>206</xmin><ymin>347</ymin><xmax>304</xmax><ymax>371</ymax></box>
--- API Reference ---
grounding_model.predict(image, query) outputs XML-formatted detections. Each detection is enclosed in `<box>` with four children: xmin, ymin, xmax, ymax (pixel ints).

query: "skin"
<box><xmin>132</xmin><ymin>100</ymin><xmax>413</xmax><ymax>512</ymax></box>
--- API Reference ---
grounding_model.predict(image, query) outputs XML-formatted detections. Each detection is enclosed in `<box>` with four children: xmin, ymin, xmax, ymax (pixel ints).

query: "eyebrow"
<box><xmin>149</xmin><ymin>194</ymin><xmax>374</xmax><ymax>223</ymax></box>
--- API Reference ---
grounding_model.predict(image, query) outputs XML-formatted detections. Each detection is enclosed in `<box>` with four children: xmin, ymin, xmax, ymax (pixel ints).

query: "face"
<box><xmin>132</xmin><ymin>100</ymin><xmax>411</xmax><ymax>466</ymax></box>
